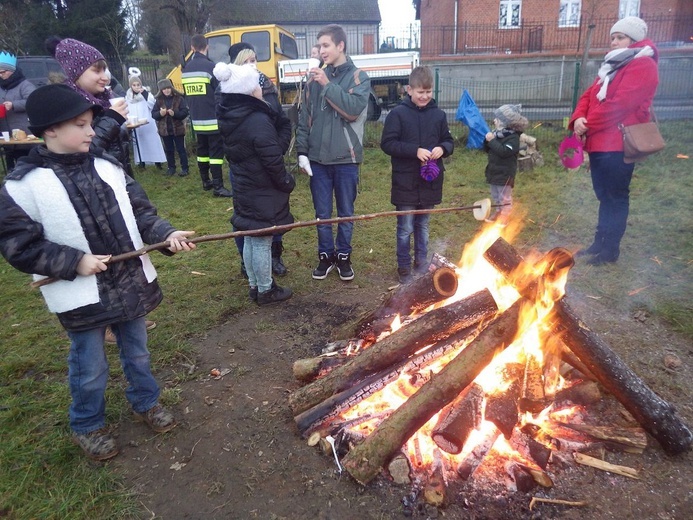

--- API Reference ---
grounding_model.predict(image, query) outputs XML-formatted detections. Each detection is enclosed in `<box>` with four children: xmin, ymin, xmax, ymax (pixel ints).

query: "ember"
<box><xmin>289</xmin><ymin>221</ymin><xmax>692</xmax><ymax>506</ymax></box>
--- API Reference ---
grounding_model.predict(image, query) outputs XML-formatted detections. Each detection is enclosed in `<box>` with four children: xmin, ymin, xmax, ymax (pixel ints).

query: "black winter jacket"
<box><xmin>0</xmin><ymin>147</ymin><xmax>176</xmax><ymax>331</ymax></box>
<box><xmin>216</xmin><ymin>93</ymin><xmax>295</xmax><ymax>231</ymax></box>
<box><xmin>91</xmin><ymin>108</ymin><xmax>132</xmax><ymax>175</ymax></box>
<box><xmin>380</xmin><ymin>96</ymin><xmax>454</xmax><ymax>206</ymax></box>
<box><xmin>484</xmin><ymin>129</ymin><xmax>521</xmax><ymax>187</ymax></box>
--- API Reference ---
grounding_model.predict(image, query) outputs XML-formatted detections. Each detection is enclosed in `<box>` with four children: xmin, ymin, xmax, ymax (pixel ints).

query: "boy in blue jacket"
<box><xmin>381</xmin><ymin>66</ymin><xmax>454</xmax><ymax>284</ymax></box>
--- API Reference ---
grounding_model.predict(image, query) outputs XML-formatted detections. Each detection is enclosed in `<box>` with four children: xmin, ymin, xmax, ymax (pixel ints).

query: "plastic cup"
<box><xmin>307</xmin><ymin>58</ymin><xmax>320</xmax><ymax>71</ymax></box>
<box><xmin>109</xmin><ymin>97</ymin><xmax>125</xmax><ymax>106</ymax></box>
<box><xmin>1</xmin><ymin>131</ymin><xmax>8</xmax><ymax>141</ymax></box>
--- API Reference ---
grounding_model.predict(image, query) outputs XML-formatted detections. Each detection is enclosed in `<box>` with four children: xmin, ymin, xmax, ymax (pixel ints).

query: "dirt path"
<box><xmin>112</xmin><ymin>276</ymin><xmax>692</xmax><ymax>519</ymax></box>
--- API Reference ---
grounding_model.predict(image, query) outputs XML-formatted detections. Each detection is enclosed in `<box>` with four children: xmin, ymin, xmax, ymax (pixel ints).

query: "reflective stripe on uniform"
<box><xmin>197</xmin><ymin>156</ymin><xmax>210</xmax><ymax>163</ymax></box>
<box><xmin>181</xmin><ymin>73</ymin><xmax>211</xmax><ymax>96</ymax></box>
<box><xmin>210</xmin><ymin>158</ymin><xmax>224</xmax><ymax>165</ymax></box>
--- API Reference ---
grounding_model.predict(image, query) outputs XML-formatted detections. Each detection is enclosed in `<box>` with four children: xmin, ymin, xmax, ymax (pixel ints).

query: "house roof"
<box><xmin>216</xmin><ymin>0</ymin><xmax>382</xmax><ymax>25</ymax></box>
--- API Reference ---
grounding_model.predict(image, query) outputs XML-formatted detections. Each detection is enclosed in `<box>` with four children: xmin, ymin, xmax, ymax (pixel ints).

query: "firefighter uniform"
<box><xmin>181</xmin><ymin>51</ymin><xmax>232</xmax><ymax>197</ymax></box>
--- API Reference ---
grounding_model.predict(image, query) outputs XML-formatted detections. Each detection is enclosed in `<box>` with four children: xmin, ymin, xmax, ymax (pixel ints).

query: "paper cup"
<box><xmin>127</xmin><ymin>116</ymin><xmax>139</xmax><ymax>125</ymax></box>
<box><xmin>1</xmin><ymin>131</ymin><xmax>8</xmax><ymax>141</ymax></box>
<box><xmin>109</xmin><ymin>97</ymin><xmax>125</xmax><ymax>106</ymax></box>
<box><xmin>307</xmin><ymin>58</ymin><xmax>320</xmax><ymax>71</ymax></box>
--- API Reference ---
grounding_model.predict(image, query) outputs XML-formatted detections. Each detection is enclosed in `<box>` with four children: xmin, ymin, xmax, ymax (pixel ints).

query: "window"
<box><xmin>619</xmin><ymin>0</ymin><xmax>641</xmax><ymax>18</ymax></box>
<box><xmin>241</xmin><ymin>31</ymin><xmax>271</xmax><ymax>62</ymax></box>
<box><xmin>499</xmin><ymin>0</ymin><xmax>522</xmax><ymax>29</ymax></box>
<box><xmin>559</xmin><ymin>0</ymin><xmax>581</xmax><ymax>28</ymax></box>
<box><xmin>207</xmin><ymin>35</ymin><xmax>231</xmax><ymax>64</ymax></box>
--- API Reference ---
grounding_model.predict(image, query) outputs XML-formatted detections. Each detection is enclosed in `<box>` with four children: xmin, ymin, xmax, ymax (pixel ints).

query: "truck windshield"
<box><xmin>241</xmin><ymin>31</ymin><xmax>270</xmax><ymax>62</ymax></box>
<box><xmin>208</xmin><ymin>35</ymin><xmax>232</xmax><ymax>64</ymax></box>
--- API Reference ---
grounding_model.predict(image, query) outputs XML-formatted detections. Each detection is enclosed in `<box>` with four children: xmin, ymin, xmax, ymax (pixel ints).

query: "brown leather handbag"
<box><xmin>619</xmin><ymin>109</ymin><xmax>665</xmax><ymax>164</ymax></box>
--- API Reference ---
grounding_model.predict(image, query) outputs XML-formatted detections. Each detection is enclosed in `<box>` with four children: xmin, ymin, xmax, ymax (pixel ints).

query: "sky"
<box><xmin>378</xmin><ymin>0</ymin><xmax>417</xmax><ymax>31</ymax></box>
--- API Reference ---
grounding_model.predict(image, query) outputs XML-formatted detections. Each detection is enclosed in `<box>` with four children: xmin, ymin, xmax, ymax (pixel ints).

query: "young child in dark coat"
<box><xmin>214</xmin><ymin>62</ymin><xmax>295</xmax><ymax>305</ymax></box>
<box><xmin>0</xmin><ymin>84</ymin><xmax>196</xmax><ymax>461</ymax></box>
<box><xmin>484</xmin><ymin>104</ymin><xmax>528</xmax><ymax>225</ymax></box>
<box><xmin>381</xmin><ymin>66</ymin><xmax>454</xmax><ymax>284</ymax></box>
<box><xmin>152</xmin><ymin>78</ymin><xmax>190</xmax><ymax>176</ymax></box>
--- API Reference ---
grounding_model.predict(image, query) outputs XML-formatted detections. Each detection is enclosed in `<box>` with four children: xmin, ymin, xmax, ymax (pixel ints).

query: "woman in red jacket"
<box><xmin>570</xmin><ymin>17</ymin><xmax>659</xmax><ymax>265</ymax></box>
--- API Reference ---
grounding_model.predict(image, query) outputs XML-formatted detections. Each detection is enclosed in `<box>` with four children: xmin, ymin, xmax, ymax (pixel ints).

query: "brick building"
<box><xmin>415</xmin><ymin>0</ymin><xmax>693</xmax><ymax>57</ymax></box>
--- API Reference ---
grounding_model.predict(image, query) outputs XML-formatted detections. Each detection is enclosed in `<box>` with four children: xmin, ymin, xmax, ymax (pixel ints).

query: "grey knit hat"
<box><xmin>610</xmin><ymin>16</ymin><xmax>648</xmax><ymax>42</ymax></box>
<box><xmin>494</xmin><ymin>104</ymin><xmax>528</xmax><ymax>131</ymax></box>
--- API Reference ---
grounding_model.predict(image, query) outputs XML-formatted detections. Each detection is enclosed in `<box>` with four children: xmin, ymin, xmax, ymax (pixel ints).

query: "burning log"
<box><xmin>288</xmin><ymin>289</ymin><xmax>498</xmax><ymax>416</ymax></box>
<box><xmin>353</xmin><ymin>266</ymin><xmax>458</xmax><ymax>342</ymax></box>
<box><xmin>508</xmin><ymin>428</ymin><xmax>552</xmax><ymax>470</ymax></box>
<box><xmin>520</xmin><ymin>354</ymin><xmax>547</xmax><ymax>413</ymax></box>
<box><xmin>342</xmin><ymin>301</ymin><xmax>526</xmax><ymax>485</ymax></box>
<box><xmin>558</xmin><ymin>423</ymin><xmax>648</xmax><ymax>454</ymax></box>
<box><xmin>483</xmin><ymin>237</ymin><xmax>693</xmax><ymax>455</ymax></box>
<box><xmin>431</xmin><ymin>383</ymin><xmax>484</xmax><ymax>454</ymax></box>
<box><xmin>295</xmin><ymin>324</ymin><xmax>480</xmax><ymax>435</ymax></box>
<box><xmin>457</xmin><ymin>426</ymin><xmax>502</xmax><ymax>480</ymax></box>
<box><xmin>423</xmin><ymin>461</ymin><xmax>447</xmax><ymax>507</ymax></box>
<box><xmin>485</xmin><ymin>365</ymin><xmax>523</xmax><ymax>438</ymax></box>
<box><xmin>506</xmin><ymin>462</ymin><xmax>537</xmax><ymax>492</ymax></box>
<box><xmin>554</xmin><ymin>380</ymin><xmax>602</xmax><ymax>406</ymax></box>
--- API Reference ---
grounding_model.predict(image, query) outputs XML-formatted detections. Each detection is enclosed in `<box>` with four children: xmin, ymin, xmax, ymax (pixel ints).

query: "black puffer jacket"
<box><xmin>380</xmin><ymin>96</ymin><xmax>454</xmax><ymax>206</ymax></box>
<box><xmin>91</xmin><ymin>108</ymin><xmax>132</xmax><ymax>175</ymax></box>
<box><xmin>0</xmin><ymin>146</ymin><xmax>176</xmax><ymax>332</ymax></box>
<box><xmin>216</xmin><ymin>93</ymin><xmax>294</xmax><ymax>231</ymax></box>
<box><xmin>484</xmin><ymin>129</ymin><xmax>521</xmax><ymax>187</ymax></box>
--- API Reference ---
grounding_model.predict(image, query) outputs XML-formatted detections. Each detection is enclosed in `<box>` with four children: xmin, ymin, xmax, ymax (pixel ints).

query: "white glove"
<box><xmin>298</xmin><ymin>155</ymin><xmax>313</xmax><ymax>176</ymax></box>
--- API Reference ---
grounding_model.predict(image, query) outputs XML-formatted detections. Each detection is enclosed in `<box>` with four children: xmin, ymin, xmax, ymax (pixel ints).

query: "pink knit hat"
<box><xmin>53</xmin><ymin>38</ymin><xmax>105</xmax><ymax>83</ymax></box>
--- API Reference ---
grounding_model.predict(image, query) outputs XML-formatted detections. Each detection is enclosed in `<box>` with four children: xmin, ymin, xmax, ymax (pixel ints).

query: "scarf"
<box><xmin>596</xmin><ymin>46</ymin><xmax>654</xmax><ymax>101</ymax></box>
<box><xmin>63</xmin><ymin>79</ymin><xmax>113</xmax><ymax>109</ymax></box>
<box><xmin>126</xmin><ymin>88</ymin><xmax>145</xmax><ymax>104</ymax></box>
<box><xmin>0</xmin><ymin>68</ymin><xmax>27</xmax><ymax>90</ymax></box>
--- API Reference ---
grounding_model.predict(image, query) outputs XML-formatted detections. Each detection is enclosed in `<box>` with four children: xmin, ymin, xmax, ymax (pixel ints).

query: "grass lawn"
<box><xmin>0</xmin><ymin>120</ymin><xmax>690</xmax><ymax>518</ymax></box>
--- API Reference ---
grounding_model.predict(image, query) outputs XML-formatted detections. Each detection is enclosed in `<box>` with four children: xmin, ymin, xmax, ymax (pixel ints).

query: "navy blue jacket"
<box><xmin>381</xmin><ymin>96</ymin><xmax>454</xmax><ymax>206</ymax></box>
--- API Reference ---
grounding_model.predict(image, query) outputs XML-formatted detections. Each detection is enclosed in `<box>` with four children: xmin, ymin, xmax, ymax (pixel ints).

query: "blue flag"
<box><xmin>455</xmin><ymin>90</ymin><xmax>490</xmax><ymax>149</ymax></box>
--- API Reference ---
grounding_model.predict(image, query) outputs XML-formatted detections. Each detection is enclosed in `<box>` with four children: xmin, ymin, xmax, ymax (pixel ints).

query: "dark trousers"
<box><xmin>589</xmin><ymin>152</ymin><xmax>634</xmax><ymax>260</ymax></box>
<box><xmin>162</xmin><ymin>135</ymin><xmax>188</xmax><ymax>171</ymax></box>
<box><xmin>195</xmin><ymin>133</ymin><xmax>224</xmax><ymax>181</ymax></box>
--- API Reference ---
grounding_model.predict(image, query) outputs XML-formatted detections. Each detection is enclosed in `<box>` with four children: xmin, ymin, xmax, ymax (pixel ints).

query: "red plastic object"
<box><xmin>558</xmin><ymin>133</ymin><xmax>584</xmax><ymax>169</ymax></box>
<box><xmin>0</xmin><ymin>104</ymin><xmax>5</xmax><ymax>118</ymax></box>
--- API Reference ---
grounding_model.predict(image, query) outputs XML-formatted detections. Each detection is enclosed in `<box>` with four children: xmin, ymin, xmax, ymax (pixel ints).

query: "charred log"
<box><xmin>457</xmin><ymin>426</ymin><xmax>502</xmax><ymax>480</ymax></box>
<box><xmin>485</xmin><ymin>364</ymin><xmax>523</xmax><ymax>438</ymax></box>
<box><xmin>289</xmin><ymin>289</ymin><xmax>498</xmax><ymax>416</ymax></box>
<box><xmin>342</xmin><ymin>301</ymin><xmax>525</xmax><ymax>485</ymax></box>
<box><xmin>432</xmin><ymin>383</ymin><xmax>484</xmax><ymax>454</ymax></box>
<box><xmin>353</xmin><ymin>266</ymin><xmax>459</xmax><ymax>342</ymax></box>
<box><xmin>483</xmin><ymin>237</ymin><xmax>693</xmax><ymax>455</ymax></box>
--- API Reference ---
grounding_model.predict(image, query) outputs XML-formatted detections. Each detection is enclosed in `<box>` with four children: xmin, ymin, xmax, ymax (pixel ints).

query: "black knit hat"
<box><xmin>228</xmin><ymin>42</ymin><xmax>254</xmax><ymax>63</ymax></box>
<box><xmin>26</xmin><ymin>84</ymin><xmax>102</xmax><ymax>137</ymax></box>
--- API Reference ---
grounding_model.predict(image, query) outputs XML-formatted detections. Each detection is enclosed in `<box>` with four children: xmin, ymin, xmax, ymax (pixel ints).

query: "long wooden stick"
<box><xmin>30</xmin><ymin>203</ymin><xmax>499</xmax><ymax>289</ymax></box>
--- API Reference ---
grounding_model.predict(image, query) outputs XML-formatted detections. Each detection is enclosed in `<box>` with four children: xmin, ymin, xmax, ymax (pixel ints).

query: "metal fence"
<box><xmin>432</xmin><ymin>55</ymin><xmax>693</xmax><ymax>123</ymax></box>
<box><xmin>413</xmin><ymin>15</ymin><xmax>693</xmax><ymax>57</ymax></box>
<box><xmin>104</xmin><ymin>56</ymin><xmax>164</xmax><ymax>92</ymax></box>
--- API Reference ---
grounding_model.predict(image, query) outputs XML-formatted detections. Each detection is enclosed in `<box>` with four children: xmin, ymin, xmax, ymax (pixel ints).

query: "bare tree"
<box><xmin>122</xmin><ymin>0</ymin><xmax>143</xmax><ymax>49</ymax></box>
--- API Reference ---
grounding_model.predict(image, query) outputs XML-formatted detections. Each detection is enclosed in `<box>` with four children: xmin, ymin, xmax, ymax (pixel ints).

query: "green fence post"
<box><xmin>435</xmin><ymin>68</ymin><xmax>440</xmax><ymax>101</ymax></box>
<box><xmin>571</xmin><ymin>61</ymin><xmax>581</xmax><ymax>113</ymax></box>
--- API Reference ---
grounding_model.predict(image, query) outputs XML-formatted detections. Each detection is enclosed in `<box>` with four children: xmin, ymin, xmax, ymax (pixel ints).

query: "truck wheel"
<box><xmin>367</xmin><ymin>93</ymin><xmax>382</xmax><ymax>121</ymax></box>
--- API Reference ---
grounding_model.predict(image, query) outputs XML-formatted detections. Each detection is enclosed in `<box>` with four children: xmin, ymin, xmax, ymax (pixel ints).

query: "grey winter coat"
<box><xmin>296</xmin><ymin>57</ymin><xmax>370</xmax><ymax>165</ymax></box>
<box><xmin>0</xmin><ymin>70</ymin><xmax>37</xmax><ymax>133</ymax></box>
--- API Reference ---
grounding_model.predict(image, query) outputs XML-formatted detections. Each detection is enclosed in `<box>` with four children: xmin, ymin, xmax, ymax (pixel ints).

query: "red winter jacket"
<box><xmin>570</xmin><ymin>39</ymin><xmax>659</xmax><ymax>153</ymax></box>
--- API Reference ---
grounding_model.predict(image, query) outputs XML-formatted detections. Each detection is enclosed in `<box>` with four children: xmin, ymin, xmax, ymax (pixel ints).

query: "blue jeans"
<box><xmin>66</xmin><ymin>318</ymin><xmax>159</xmax><ymax>434</ymax></box>
<box><xmin>243</xmin><ymin>235</ymin><xmax>273</xmax><ymax>292</ymax></box>
<box><xmin>309</xmin><ymin>162</ymin><xmax>359</xmax><ymax>255</ymax></box>
<box><xmin>490</xmin><ymin>184</ymin><xmax>513</xmax><ymax>218</ymax></box>
<box><xmin>589</xmin><ymin>152</ymin><xmax>634</xmax><ymax>259</ymax></box>
<box><xmin>396</xmin><ymin>204</ymin><xmax>433</xmax><ymax>269</ymax></box>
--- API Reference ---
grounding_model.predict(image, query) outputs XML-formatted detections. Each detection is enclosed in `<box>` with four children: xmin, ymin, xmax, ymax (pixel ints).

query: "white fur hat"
<box><xmin>213</xmin><ymin>62</ymin><xmax>259</xmax><ymax>95</ymax></box>
<box><xmin>610</xmin><ymin>16</ymin><xmax>648</xmax><ymax>42</ymax></box>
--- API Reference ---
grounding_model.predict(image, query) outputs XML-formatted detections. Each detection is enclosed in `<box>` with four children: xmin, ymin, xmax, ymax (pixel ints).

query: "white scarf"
<box><xmin>596</xmin><ymin>46</ymin><xmax>654</xmax><ymax>101</ymax></box>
